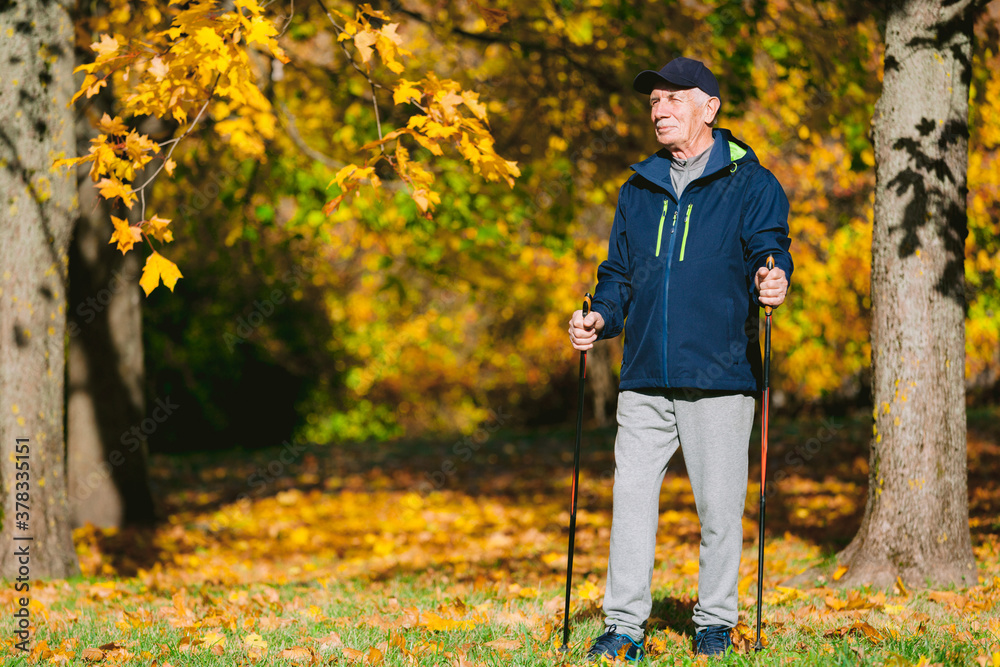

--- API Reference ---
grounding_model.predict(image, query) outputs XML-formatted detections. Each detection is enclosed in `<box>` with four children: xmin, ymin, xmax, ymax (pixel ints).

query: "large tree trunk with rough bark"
<box><xmin>836</xmin><ymin>0</ymin><xmax>980</xmax><ymax>589</ymax></box>
<box><xmin>66</xmin><ymin>94</ymin><xmax>156</xmax><ymax>529</ymax></box>
<box><xmin>0</xmin><ymin>0</ymin><xmax>81</xmax><ymax>579</ymax></box>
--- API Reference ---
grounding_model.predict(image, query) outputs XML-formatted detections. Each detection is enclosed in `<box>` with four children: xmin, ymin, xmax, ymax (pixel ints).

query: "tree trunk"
<box><xmin>66</xmin><ymin>100</ymin><xmax>156</xmax><ymax>529</ymax></box>
<box><xmin>66</xmin><ymin>185</ymin><xmax>155</xmax><ymax>528</ymax></box>
<box><xmin>837</xmin><ymin>0</ymin><xmax>979</xmax><ymax>588</ymax></box>
<box><xmin>587</xmin><ymin>340</ymin><xmax>615</xmax><ymax>427</ymax></box>
<box><xmin>0</xmin><ymin>0</ymin><xmax>81</xmax><ymax>579</ymax></box>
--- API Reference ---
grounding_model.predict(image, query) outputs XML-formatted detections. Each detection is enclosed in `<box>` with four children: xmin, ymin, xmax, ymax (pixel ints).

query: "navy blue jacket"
<box><xmin>591</xmin><ymin>128</ymin><xmax>793</xmax><ymax>393</ymax></box>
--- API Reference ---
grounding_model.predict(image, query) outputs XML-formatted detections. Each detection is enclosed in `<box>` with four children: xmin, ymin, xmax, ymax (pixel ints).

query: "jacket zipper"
<box><xmin>654</xmin><ymin>200</ymin><xmax>669</xmax><ymax>257</ymax></box>
<box><xmin>679</xmin><ymin>203</ymin><xmax>693</xmax><ymax>261</ymax></box>
<box><xmin>662</xmin><ymin>198</ymin><xmax>680</xmax><ymax>386</ymax></box>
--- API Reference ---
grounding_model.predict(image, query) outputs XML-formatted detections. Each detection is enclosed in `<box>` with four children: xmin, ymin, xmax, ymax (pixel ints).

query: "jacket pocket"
<box><xmin>654</xmin><ymin>199</ymin><xmax>670</xmax><ymax>257</ymax></box>
<box><xmin>678</xmin><ymin>204</ymin><xmax>693</xmax><ymax>261</ymax></box>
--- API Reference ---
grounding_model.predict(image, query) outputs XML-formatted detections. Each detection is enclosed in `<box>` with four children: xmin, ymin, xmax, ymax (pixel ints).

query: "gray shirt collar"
<box><xmin>670</xmin><ymin>140</ymin><xmax>714</xmax><ymax>198</ymax></box>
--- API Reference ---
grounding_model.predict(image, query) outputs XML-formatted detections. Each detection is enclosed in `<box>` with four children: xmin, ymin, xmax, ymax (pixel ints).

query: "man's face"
<box><xmin>649</xmin><ymin>85</ymin><xmax>714</xmax><ymax>152</ymax></box>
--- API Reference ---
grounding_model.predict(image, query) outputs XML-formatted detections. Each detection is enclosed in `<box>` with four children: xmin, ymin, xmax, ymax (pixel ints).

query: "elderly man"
<box><xmin>568</xmin><ymin>57</ymin><xmax>792</xmax><ymax>660</ymax></box>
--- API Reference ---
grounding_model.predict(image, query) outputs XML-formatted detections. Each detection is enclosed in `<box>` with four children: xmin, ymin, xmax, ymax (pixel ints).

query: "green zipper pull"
<box><xmin>654</xmin><ymin>200</ymin><xmax>669</xmax><ymax>257</ymax></box>
<box><xmin>679</xmin><ymin>203</ymin><xmax>693</xmax><ymax>261</ymax></box>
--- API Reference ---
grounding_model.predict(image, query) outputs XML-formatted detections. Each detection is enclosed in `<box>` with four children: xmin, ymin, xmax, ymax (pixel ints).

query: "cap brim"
<box><xmin>632</xmin><ymin>70</ymin><xmax>699</xmax><ymax>94</ymax></box>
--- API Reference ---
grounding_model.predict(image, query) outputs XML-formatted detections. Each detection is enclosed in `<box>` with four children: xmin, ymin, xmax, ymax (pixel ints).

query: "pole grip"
<box><xmin>763</xmin><ymin>256</ymin><xmax>775</xmax><ymax>316</ymax></box>
<box><xmin>582</xmin><ymin>293</ymin><xmax>592</xmax><ymax>317</ymax></box>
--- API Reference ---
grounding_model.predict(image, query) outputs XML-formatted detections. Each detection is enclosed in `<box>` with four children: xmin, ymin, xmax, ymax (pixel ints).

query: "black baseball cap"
<box><xmin>633</xmin><ymin>57</ymin><xmax>720</xmax><ymax>99</ymax></box>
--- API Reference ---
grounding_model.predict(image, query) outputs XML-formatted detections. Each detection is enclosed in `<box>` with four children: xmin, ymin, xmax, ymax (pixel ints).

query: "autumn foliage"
<box><xmin>59</xmin><ymin>0</ymin><xmax>1000</xmax><ymax>435</ymax></box>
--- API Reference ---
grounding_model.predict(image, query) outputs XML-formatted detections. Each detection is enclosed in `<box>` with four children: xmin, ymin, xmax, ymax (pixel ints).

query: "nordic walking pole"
<box><xmin>754</xmin><ymin>256</ymin><xmax>774</xmax><ymax>652</ymax></box>
<box><xmin>560</xmin><ymin>292</ymin><xmax>592</xmax><ymax>654</ymax></box>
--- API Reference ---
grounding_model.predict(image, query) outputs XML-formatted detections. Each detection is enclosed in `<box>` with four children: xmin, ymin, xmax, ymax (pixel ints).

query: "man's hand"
<box><xmin>568</xmin><ymin>309</ymin><xmax>605</xmax><ymax>351</ymax></box>
<box><xmin>755</xmin><ymin>264</ymin><xmax>788</xmax><ymax>308</ymax></box>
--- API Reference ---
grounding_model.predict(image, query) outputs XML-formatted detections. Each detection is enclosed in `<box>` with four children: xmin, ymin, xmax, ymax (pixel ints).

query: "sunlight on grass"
<box><xmin>2</xmin><ymin>412</ymin><xmax>999</xmax><ymax>665</ymax></box>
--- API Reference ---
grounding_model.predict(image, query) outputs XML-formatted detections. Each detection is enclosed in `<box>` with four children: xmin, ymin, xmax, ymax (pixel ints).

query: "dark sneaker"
<box><xmin>586</xmin><ymin>624</ymin><xmax>644</xmax><ymax>663</ymax></box>
<box><xmin>693</xmin><ymin>625</ymin><xmax>733</xmax><ymax>656</ymax></box>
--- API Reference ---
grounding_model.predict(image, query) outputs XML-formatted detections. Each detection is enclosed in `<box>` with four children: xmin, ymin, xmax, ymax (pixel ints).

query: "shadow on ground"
<box><xmin>88</xmin><ymin>407</ymin><xmax>1000</xmax><ymax>579</ymax></box>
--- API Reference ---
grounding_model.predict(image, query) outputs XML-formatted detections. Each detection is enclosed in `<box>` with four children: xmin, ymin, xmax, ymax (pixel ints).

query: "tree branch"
<box><xmin>276</xmin><ymin>100</ymin><xmax>346</xmax><ymax>169</ymax></box>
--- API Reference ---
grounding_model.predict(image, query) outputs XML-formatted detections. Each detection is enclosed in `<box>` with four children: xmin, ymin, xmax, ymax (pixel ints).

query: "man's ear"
<box><xmin>705</xmin><ymin>96</ymin><xmax>721</xmax><ymax>125</ymax></box>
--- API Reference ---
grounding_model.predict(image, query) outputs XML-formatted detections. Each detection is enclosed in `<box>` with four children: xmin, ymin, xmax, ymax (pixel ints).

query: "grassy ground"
<box><xmin>2</xmin><ymin>408</ymin><xmax>998</xmax><ymax>665</ymax></box>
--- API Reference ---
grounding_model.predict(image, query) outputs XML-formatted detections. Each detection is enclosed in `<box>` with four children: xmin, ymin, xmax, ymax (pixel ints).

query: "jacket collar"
<box><xmin>630</xmin><ymin>128</ymin><xmax>758</xmax><ymax>199</ymax></box>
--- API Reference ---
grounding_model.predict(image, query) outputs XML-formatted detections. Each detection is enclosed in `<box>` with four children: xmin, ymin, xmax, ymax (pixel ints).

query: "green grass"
<box><xmin>2</xmin><ymin>408</ymin><xmax>998</xmax><ymax>665</ymax></box>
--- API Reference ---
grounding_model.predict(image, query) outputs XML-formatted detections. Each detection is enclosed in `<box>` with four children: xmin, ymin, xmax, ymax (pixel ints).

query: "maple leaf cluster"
<box><xmin>56</xmin><ymin>0</ymin><xmax>289</xmax><ymax>295</ymax></box>
<box><xmin>322</xmin><ymin>6</ymin><xmax>520</xmax><ymax>218</ymax></box>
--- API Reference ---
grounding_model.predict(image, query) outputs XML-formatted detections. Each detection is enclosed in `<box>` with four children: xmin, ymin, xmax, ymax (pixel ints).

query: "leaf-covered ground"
<box><xmin>3</xmin><ymin>408</ymin><xmax>999</xmax><ymax>665</ymax></box>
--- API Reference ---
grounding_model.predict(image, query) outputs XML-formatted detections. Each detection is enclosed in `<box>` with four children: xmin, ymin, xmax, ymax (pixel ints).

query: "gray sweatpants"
<box><xmin>603</xmin><ymin>388</ymin><xmax>755</xmax><ymax>641</ymax></box>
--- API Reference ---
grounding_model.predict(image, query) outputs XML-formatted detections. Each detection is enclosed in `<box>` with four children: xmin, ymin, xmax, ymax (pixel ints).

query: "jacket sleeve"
<box><xmin>741</xmin><ymin>167</ymin><xmax>793</xmax><ymax>306</ymax></box>
<box><xmin>591</xmin><ymin>186</ymin><xmax>632</xmax><ymax>340</ymax></box>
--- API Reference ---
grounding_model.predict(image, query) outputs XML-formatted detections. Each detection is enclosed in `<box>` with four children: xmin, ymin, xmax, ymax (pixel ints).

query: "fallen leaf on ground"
<box><xmin>824</xmin><ymin>621</ymin><xmax>884</xmax><ymax>644</ymax></box>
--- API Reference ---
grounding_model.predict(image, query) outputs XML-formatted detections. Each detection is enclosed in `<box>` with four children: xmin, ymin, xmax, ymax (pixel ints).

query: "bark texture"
<box><xmin>587</xmin><ymin>340</ymin><xmax>615</xmax><ymax>427</ymax></box>
<box><xmin>837</xmin><ymin>0</ymin><xmax>979</xmax><ymax>588</ymax></box>
<box><xmin>0</xmin><ymin>0</ymin><xmax>81</xmax><ymax>578</ymax></box>
<box><xmin>66</xmin><ymin>103</ymin><xmax>155</xmax><ymax>529</ymax></box>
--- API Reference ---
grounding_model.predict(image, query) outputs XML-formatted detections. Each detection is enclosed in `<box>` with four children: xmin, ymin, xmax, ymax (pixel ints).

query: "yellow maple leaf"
<box><xmin>97</xmin><ymin>177</ymin><xmax>137</xmax><ymax>208</ymax></box>
<box><xmin>375</xmin><ymin>25</ymin><xmax>408</xmax><ymax>74</ymax></box>
<box><xmin>575</xmin><ymin>580</ymin><xmax>602</xmax><ymax>603</ymax></box>
<box><xmin>412</xmin><ymin>132</ymin><xmax>444</xmax><ymax>156</ymax></box>
<box><xmin>461</xmin><ymin>91</ymin><xmax>487</xmax><ymax>121</ymax></box>
<box><xmin>53</xmin><ymin>155</ymin><xmax>91</xmax><ymax>171</ymax></box>
<box><xmin>353</xmin><ymin>30</ymin><xmax>378</xmax><ymax>63</ymax></box>
<box><xmin>123</xmin><ymin>131</ymin><xmax>160</xmax><ymax>162</ymax></box>
<box><xmin>146</xmin><ymin>215</ymin><xmax>174</xmax><ymax>243</ymax></box>
<box><xmin>163</xmin><ymin>158</ymin><xmax>176</xmax><ymax>176</ymax></box>
<box><xmin>825</xmin><ymin>595</ymin><xmax>848</xmax><ymax>611</ymax></box>
<box><xmin>393</xmin><ymin>80</ymin><xmax>422</xmax><ymax>106</ymax></box>
<box><xmin>149</xmin><ymin>56</ymin><xmax>169</xmax><ymax>81</ymax></box>
<box><xmin>201</xmin><ymin>631</ymin><xmax>226</xmax><ymax>648</ymax></box>
<box><xmin>411</xmin><ymin>188</ymin><xmax>440</xmax><ymax>213</ymax></box>
<box><xmin>423</xmin><ymin>121</ymin><xmax>458</xmax><ymax>141</ymax></box>
<box><xmin>245</xmin><ymin>16</ymin><xmax>276</xmax><ymax>46</ymax></box>
<box><xmin>194</xmin><ymin>27</ymin><xmax>225</xmax><ymax>52</ymax></box>
<box><xmin>419</xmin><ymin>611</ymin><xmax>478</xmax><ymax>632</ymax></box>
<box><xmin>97</xmin><ymin>113</ymin><xmax>129</xmax><ymax>136</ymax></box>
<box><xmin>84</xmin><ymin>76</ymin><xmax>107</xmax><ymax>100</ymax></box>
<box><xmin>91</xmin><ymin>34</ymin><xmax>119</xmax><ymax>57</ymax></box>
<box><xmin>233</xmin><ymin>0</ymin><xmax>263</xmax><ymax>12</ymax></box>
<box><xmin>330</xmin><ymin>164</ymin><xmax>374</xmax><ymax>189</ymax></box>
<box><xmin>271</xmin><ymin>44</ymin><xmax>290</xmax><ymax>63</ymax></box>
<box><xmin>379</xmin><ymin>23</ymin><xmax>403</xmax><ymax>46</ymax></box>
<box><xmin>278</xmin><ymin>647</ymin><xmax>312</xmax><ymax>662</ymax></box>
<box><xmin>436</xmin><ymin>90</ymin><xmax>464</xmax><ymax>119</ymax></box>
<box><xmin>139</xmin><ymin>252</ymin><xmax>183</xmax><ymax>296</ymax></box>
<box><xmin>109</xmin><ymin>216</ymin><xmax>142</xmax><ymax>253</ymax></box>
